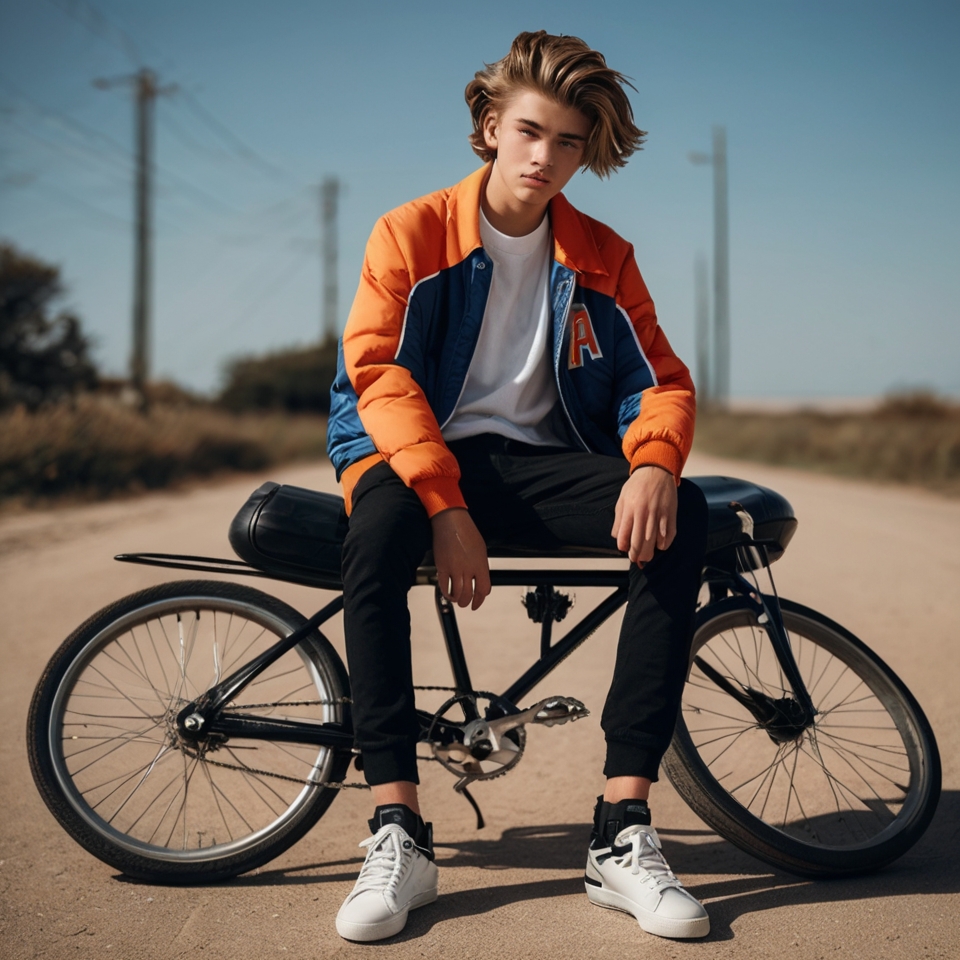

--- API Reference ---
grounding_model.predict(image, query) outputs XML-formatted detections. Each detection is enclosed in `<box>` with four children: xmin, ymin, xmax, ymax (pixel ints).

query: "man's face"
<box><xmin>482</xmin><ymin>89</ymin><xmax>591</xmax><ymax>221</ymax></box>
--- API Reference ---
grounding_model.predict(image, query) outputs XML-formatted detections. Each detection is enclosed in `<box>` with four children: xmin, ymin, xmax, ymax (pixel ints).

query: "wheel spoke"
<box><xmin>673</xmin><ymin>599</ymin><xmax>936</xmax><ymax>865</ymax></box>
<box><xmin>39</xmin><ymin>586</ymin><xmax>347</xmax><ymax>878</ymax></box>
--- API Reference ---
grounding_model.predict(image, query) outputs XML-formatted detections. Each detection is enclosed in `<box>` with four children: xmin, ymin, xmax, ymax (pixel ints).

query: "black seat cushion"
<box><xmin>227</xmin><ymin>475</ymin><xmax>797</xmax><ymax>585</ymax></box>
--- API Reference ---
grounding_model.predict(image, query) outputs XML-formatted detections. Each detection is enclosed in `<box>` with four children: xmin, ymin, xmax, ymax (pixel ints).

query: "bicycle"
<box><xmin>26</xmin><ymin>474</ymin><xmax>941</xmax><ymax>885</ymax></box>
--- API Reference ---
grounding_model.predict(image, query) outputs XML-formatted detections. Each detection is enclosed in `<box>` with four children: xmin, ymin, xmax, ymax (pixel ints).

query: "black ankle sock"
<box><xmin>369</xmin><ymin>804</ymin><xmax>434</xmax><ymax>860</ymax></box>
<box><xmin>590</xmin><ymin>795</ymin><xmax>651</xmax><ymax>848</ymax></box>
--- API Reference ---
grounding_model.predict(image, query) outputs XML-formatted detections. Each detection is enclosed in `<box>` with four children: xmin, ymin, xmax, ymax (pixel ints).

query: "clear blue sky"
<box><xmin>2</xmin><ymin>0</ymin><xmax>958</xmax><ymax>399</ymax></box>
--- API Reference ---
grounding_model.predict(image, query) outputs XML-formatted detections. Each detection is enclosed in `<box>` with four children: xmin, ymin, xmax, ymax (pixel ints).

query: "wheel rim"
<box><xmin>49</xmin><ymin>595</ymin><xmax>342</xmax><ymax>863</ymax></box>
<box><xmin>680</xmin><ymin>606</ymin><xmax>929</xmax><ymax>852</ymax></box>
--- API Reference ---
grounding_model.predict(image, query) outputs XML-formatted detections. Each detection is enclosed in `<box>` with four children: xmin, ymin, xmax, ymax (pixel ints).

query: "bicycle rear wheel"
<box><xmin>28</xmin><ymin>580</ymin><xmax>352</xmax><ymax>884</ymax></box>
<box><xmin>663</xmin><ymin>597</ymin><xmax>940</xmax><ymax>877</ymax></box>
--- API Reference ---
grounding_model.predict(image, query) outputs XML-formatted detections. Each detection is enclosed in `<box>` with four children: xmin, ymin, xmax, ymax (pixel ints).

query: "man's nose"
<box><xmin>533</xmin><ymin>142</ymin><xmax>553</xmax><ymax>168</ymax></box>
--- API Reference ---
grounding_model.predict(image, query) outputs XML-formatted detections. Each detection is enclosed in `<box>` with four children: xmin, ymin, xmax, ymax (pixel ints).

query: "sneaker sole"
<box><xmin>336</xmin><ymin>889</ymin><xmax>438</xmax><ymax>942</ymax></box>
<box><xmin>584</xmin><ymin>878</ymin><xmax>710</xmax><ymax>939</ymax></box>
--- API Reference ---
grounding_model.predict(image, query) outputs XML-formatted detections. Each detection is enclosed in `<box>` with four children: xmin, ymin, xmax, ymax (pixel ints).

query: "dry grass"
<box><xmin>695</xmin><ymin>394</ymin><xmax>960</xmax><ymax>496</ymax></box>
<box><xmin>0</xmin><ymin>394</ymin><xmax>327</xmax><ymax>505</ymax></box>
<box><xmin>5</xmin><ymin>391</ymin><xmax>959</xmax><ymax>508</ymax></box>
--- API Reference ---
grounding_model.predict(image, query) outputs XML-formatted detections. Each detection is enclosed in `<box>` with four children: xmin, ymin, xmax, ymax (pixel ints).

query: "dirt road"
<box><xmin>1</xmin><ymin>452</ymin><xmax>958</xmax><ymax>960</ymax></box>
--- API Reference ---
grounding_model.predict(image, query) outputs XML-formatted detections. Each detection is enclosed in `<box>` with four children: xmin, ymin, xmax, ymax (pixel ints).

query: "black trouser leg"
<box><xmin>450</xmin><ymin>436</ymin><xmax>708</xmax><ymax>782</ymax></box>
<box><xmin>341</xmin><ymin>438</ymin><xmax>708</xmax><ymax>788</ymax></box>
<box><xmin>340</xmin><ymin>462</ymin><xmax>430</xmax><ymax>786</ymax></box>
<box><xmin>600</xmin><ymin>479</ymin><xmax>708</xmax><ymax>780</ymax></box>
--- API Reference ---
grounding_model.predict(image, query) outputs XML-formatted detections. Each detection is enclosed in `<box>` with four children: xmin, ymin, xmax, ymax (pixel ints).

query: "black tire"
<box><xmin>663</xmin><ymin>597</ymin><xmax>941</xmax><ymax>878</ymax></box>
<box><xmin>27</xmin><ymin>580</ymin><xmax>352</xmax><ymax>884</ymax></box>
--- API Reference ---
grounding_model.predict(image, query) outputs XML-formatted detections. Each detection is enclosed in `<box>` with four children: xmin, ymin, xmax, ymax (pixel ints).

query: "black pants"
<box><xmin>340</xmin><ymin>434</ymin><xmax>709</xmax><ymax>787</ymax></box>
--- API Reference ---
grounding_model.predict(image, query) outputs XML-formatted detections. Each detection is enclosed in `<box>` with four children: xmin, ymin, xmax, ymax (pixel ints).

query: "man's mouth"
<box><xmin>523</xmin><ymin>172</ymin><xmax>549</xmax><ymax>184</ymax></box>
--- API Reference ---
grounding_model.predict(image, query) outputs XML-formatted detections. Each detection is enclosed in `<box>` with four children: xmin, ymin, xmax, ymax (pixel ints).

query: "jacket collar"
<box><xmin>448</xmin><ymin>164</ymin><xmax>608</xmax><ymax>278</ymax></box>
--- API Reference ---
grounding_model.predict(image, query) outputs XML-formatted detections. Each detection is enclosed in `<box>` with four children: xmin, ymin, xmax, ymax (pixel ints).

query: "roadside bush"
<box><xmin>219</xmin><ymin>339</ymin><xmax>339</xmax><ymax>413</ymax></box>
<box><xmin>0</xmin><ymin>395</ymin><xmax>327</xmax><ymax>502</ymax></box>
<box><xmin>0</xmin><ymin>243</ymin><xmax>98</xmax><ymax>409</ymax></box>
<box><xmin>695</xmin><ymin>392</ymin><xmax>960</xmax><ymax>494</ymax></box>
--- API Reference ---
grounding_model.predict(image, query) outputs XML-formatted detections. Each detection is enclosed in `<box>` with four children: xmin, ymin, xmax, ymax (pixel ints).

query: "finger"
<box><xmin>644</xmin><ymin>505</ymin><xmax>657</xmax><ymax>549</ymax></box>
<box><xmin>453</xmin><ymin>573</ymin><xmax>473</xmax><ymax>608</ymax></box>
<box><xmin>616</xmin><ymin>509</ymin><xmax>633</xmax><ymax>554</ymax></box>
<box><xmin>472</xmin><ymin>567</ymin><xmax>492</xmax><ymax>611</ymax></box>
<box><xmin>631</xmin><ymin>514</ymin><xmax>655</xmax><ymax>564</ymax></box>
<box><xmin>659</xmin><ymin>511</ymin><xmax>677</xmax><ymax>551</ymax></box>
<box><xmin>611</xmin><ymin>495</ymin><xmax>624</xmax><ymax>539</ymax></box>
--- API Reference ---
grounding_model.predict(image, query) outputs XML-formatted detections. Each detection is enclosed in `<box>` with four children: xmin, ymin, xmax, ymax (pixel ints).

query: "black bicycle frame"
<box><xmin>171</xmin><ymin>548</ymin><xmax>817</xmax><ymax>750</ymax></box>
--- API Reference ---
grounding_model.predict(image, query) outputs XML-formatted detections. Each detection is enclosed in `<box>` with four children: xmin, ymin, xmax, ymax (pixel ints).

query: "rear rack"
<box><xmin>113</xmin><ymin>552</ymin><xmax>631</xmax><ymax>590</ymax></box>
<box><xmin>116</xmin><ymin>553</ymin><xmax>277</xmax><ymax>578</ymax></box>
<box><xmin>114</xmin><ymin>552</ymin><xmax>342</xmax><ymax>590</ymax></box>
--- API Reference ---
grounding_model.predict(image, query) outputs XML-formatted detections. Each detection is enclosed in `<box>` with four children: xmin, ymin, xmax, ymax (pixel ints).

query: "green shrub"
<box><xmin>695</xmin><ymin>392</ymin><xmax>960</xmax><ymax>494</ymax></box>
<box><xmin>219</xmin><ymin>339</ymin><xmax>339</xmax><ymax>413</ymax></box>
<box><xmin>0</xmin><ymin>243</ymin><xmax>98</xmax><ymax>409</ymax></box>
<box><xmin>0</xmin><ymin>396</ymin><xmax>327</xmax><ymax>502</ymax></box>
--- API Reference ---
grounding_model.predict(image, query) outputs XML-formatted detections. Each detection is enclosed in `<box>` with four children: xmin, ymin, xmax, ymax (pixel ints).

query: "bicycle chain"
<box><xmin>195</xmin><ymin>754</ymin><xmax>370</xmax><ymax>790</ymax></box>
<box><xmin>230</xmin><ymin>685</ymin><xmax>460</xmax><ymax>710</ymax></box>
<box><xmin>197</xmin><ymin>686</ymin><xmax>465</xmax><ymax>788</ymax></box>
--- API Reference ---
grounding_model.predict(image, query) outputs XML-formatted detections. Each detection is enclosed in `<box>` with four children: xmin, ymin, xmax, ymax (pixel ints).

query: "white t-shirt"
<box><xmin>442</xmin><ymin>208</ymin><xmax>563</xmax><ymax>446</ymax></box>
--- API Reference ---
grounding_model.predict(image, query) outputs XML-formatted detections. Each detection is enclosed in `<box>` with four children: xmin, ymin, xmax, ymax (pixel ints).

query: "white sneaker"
<box><xmin>585</xmin><ymin>801</ymin><xmax>709</xmax><ymax>939</ymax></box>
<box><xmin>336</xmin><ymin>817</ymin><xmax>438</xmax><ymax>942</ymax></box>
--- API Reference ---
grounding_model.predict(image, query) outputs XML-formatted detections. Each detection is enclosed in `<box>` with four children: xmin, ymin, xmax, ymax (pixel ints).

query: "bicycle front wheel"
<box><xmin>28</xmin><ymin>580</ymin><xmax>352</xmax><ymax>884</ymax></box>
<box><xmin>663</xmin><ymin>597</ymin><xmax>940</xmax><ymax>877</ymax></box>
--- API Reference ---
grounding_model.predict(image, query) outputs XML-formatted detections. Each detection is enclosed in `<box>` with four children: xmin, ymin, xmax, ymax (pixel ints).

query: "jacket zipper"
<box><xmin>439</xmin><ymin>252</ymin><xmax>487</xmax><ymax>430</ymax></box>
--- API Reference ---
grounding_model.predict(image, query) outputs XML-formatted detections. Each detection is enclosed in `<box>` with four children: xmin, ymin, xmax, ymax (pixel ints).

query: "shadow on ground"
<box><xmin>117</xmin><ymin>791</ymin><xmax>960</xmax><ymax>943</ymax></box>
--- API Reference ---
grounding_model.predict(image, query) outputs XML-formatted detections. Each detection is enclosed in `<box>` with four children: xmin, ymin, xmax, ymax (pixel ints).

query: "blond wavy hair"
<box><xmin>465</xmin><ymin>31</ymin><xmax>646</xmax><ymax>178</ymax></box>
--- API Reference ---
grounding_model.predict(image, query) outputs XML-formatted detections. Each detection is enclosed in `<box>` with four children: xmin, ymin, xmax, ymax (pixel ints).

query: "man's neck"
<box><xmin>481</xmin><ymin>183</ymin><xmax>549</xmax><ymax>237</ymax></box>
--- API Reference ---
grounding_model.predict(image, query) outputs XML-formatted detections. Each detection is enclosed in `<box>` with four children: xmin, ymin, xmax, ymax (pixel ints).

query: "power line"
<box><xmin>0</xmin><ymin>72</ymin><xmax>134</xmax><ymax>174</ymax></box>
<box><xmin>0</xmin><ymin>72</ymin><xmax>240</xmax><ymax>217</ymax></box>
<box><xmin>178</xmin><ymin>245</ymin><xmax>317</xmax><ymax>376</ymax></box>
<box><xmin>177</xmin><ymin>88</ymin><xmax>296</xmax><ymax>185</ymax></box>
<box><xmin>157</xmin><ymin>108</ymin><xmax>229</xmax><ymax>162</ymax></box>
<box><xmin>15</xmin><ymin>178</ymin><xmax>131</xmax><ymax>231</ymax></box>
<box><xmin>44</xmin><ymin>0</ymin><xmax>141</xmax><ymax>66</ymax></box>
<box><xmin>3</xmin><ymin>115</ymin><xmax>133</xmax><ymax>188</ymax></box>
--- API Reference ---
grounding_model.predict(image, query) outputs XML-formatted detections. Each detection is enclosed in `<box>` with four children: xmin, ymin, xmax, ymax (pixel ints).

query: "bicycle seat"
<box><xmin>691</xmin><ymin>475</ymin><xmax>797</xmax><ymax>569</ymax></box>
<box><xmin>228</xmin><ymin>475</ymin><xmax>797</xmax><ymax>588</ymax></box>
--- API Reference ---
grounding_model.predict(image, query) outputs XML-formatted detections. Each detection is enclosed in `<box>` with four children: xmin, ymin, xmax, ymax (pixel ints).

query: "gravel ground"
<box><xmin>1</xmin><ymin>452</ymin><xmax>957</xmax><ymax>960</ymax></box>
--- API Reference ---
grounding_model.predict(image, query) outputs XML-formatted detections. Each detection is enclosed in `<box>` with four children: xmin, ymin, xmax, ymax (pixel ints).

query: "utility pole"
<box><xmin>95</xmin><ymin>68</ymin><xmax>175</xmax><ymax>407</ymax></box>
<box><xmin>694</xmin><ymin>253</ymin><xmax>711</xmax><ymax>406</ymax></box>
<box><xmin>689</xmin><ymin>126</ymin><xmax>731</xmax><ymax>408</ymax></box>
<box><xmin>711</xmin><ymin>126</ymin><xmax>730</xmax><ymax>406</ymax></box>
<box><xmin>320</xmin><ymin>177</ymin><xmax>340</xmax><ymax>344</ymax></box>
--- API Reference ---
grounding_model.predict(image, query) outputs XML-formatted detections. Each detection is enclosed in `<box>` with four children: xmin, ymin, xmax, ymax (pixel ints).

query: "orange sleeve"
<box><xmin>343</xmin><ymin>215</ymin><xmax>466</xmax><ymax>516</ymax></box>
<box><xmin>616</xmin><ymin>250</ymin><xmax>697</xmax><ymax>481</ymax></box>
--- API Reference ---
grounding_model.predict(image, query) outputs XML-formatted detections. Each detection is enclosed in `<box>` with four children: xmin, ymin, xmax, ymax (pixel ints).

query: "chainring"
<box><xmin>428</xmin><ymin>691</ymin><xmax>526</xmax><ymax>782</ymax></box>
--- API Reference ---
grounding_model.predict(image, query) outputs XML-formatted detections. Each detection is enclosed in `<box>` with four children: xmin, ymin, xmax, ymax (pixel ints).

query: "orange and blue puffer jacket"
<box><xmin>327</xmin><ymin>164</ymin><xmax>696</xmax><ymax>516</ymax></box>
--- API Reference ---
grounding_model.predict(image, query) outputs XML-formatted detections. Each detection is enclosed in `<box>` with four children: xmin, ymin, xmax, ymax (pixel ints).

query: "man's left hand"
<box><xmin>611</xmin><ymin>465</ymin><xmax>678</xmax><ymax>566</ymax></box>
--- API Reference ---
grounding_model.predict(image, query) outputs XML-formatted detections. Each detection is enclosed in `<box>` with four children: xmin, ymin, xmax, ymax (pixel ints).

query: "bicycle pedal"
<box><xmin>529</xmin><ymin>696</ymin><xmax>589</xmax><ymax>727</ymax></box>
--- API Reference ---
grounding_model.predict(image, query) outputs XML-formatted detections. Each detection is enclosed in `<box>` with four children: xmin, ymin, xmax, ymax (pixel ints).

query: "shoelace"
<box><xmin>350</xmin><ymin>827</ymin><xmax>413</xmax><ymax>898</ymax></box>
<box><xmin>616</xmin><ymin>828</ymin><xmax>684</xmax><ymax>891</ymax></box>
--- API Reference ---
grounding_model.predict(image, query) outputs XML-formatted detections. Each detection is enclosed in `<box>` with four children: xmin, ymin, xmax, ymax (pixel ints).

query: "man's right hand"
<box><xmin>430</xmin><ymin>508</ymin><xmax>491</xmax><ymax>610</ymax></box>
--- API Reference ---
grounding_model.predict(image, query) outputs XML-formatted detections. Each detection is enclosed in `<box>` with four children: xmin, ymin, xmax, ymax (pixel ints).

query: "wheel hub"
<box><xmin>747</xmin><ymin>689</ymin><xmax>812</xmax><ymax>743</ymax></box>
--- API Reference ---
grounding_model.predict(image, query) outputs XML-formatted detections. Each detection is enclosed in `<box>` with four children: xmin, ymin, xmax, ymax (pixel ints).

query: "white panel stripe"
<box><xmin>394</xmin><ymin>270</ymin><xmax>441</xmax><ymax>360</ymax></box>
<box><xmin>616</xmin><ymin>303</ymin><xmax>658</xmax><ymax>387</ymax></box>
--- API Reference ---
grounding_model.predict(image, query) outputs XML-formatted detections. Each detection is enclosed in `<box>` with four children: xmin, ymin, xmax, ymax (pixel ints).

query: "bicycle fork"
<box><xmin>702</xmin><ymin>567</ymin><xmax>818</xmax><ymax>742</ymax></box>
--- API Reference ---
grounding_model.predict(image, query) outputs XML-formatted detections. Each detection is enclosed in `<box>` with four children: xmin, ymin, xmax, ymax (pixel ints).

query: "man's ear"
<box><xmin>481</xmin><ymin>108</ymin><xmax>499</xmax><ymax>152</ymax></box>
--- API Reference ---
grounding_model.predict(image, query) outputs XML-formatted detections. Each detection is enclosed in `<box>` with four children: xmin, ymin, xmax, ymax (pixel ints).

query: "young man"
<box><xmin>327</xmin><ymin>31</ymin><xmax>710</xmax><ymax>942</ymax></box>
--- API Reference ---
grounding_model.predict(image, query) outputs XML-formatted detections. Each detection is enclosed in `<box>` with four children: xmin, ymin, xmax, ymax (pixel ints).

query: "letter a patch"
<box><xmin>568</xmin><ymin>303</ymin><xmax>603</xmax><ymax>369</ymax></box>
